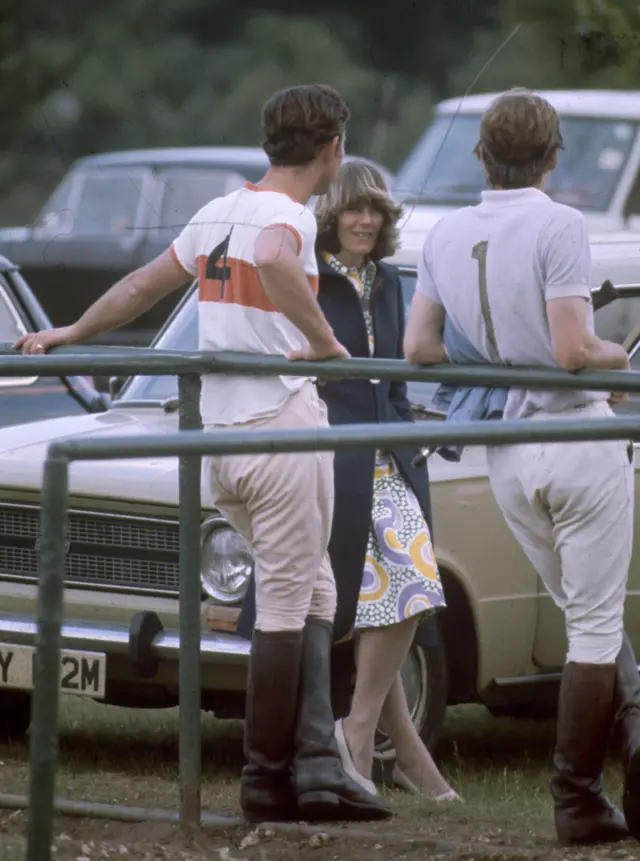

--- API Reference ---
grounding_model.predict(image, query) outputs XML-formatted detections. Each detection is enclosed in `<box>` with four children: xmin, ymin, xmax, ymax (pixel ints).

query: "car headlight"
<box><xmin>200</xmin><ymin>518</ymin><xmax>253</xmax><ymax>604</ymax></box>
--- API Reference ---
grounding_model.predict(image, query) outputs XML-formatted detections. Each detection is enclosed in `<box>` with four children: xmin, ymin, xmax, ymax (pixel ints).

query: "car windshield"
<box><xmin>394</xmin><ymin>114</ymin><xmax>639</xmax><ymax>212</ymax></box>
<box><xmin>116</xmin><ymin>270</ymin><xmax>640</xmax><ymax>415</ymax></box>
<box><xmin>117</xmin><ymin>272</ymin><xmax>422</xmax><ymax>405</ymax></box>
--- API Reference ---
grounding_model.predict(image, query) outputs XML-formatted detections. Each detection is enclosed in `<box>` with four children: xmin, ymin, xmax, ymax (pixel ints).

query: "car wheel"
<box><xmin>0</xmin><ymin>690</ymin><xmax>31</xmax><ymax>740</ymax></box>
<box><xmin>372</xmin><ymin>635</ymin><xmax>447</xmax><ymax>783</ymax></box>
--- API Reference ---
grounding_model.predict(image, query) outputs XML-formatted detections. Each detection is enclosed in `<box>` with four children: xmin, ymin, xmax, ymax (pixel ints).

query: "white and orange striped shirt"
<box><xmin>171</xmin><ymin>182</ymin><xmax>319</xmax><ymax>425</ymax></box>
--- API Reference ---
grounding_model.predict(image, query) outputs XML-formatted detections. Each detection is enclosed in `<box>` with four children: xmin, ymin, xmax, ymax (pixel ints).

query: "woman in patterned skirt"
<box><xmin>313</xmin><ymin>161</ymin><xmax>460</xmax><ymax>801</ymax></box>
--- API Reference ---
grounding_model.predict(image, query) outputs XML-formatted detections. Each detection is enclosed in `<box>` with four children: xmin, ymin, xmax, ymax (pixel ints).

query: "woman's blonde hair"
<box><xmin>315</xmin><ymin>160</ymin><xmax>403</xmax><ymax>260</ymax></box>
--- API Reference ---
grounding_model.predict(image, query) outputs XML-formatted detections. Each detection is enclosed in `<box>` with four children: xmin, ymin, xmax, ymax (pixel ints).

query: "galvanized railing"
<box><xmin>1</xmin><ymin>347</ymin><xmax>640</xmax><ymax>861</ymax></box>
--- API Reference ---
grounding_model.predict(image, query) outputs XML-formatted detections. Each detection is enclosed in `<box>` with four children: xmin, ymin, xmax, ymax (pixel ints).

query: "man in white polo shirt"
<box><xmin>15</xmin><ymin>84</ymin><xmax>389</xmax><ymax>824</ymax></box>
<box><xmin>404</xmin><ymin>88</ymin><xmax>640</xmax><ymax>845</ymax></box>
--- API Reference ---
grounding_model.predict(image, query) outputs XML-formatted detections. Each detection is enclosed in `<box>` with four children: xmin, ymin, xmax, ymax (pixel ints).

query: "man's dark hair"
<box><xmin>261</xmin><ymin>84</ymin><xmax>350</xmax><ymax>167</ymax></box>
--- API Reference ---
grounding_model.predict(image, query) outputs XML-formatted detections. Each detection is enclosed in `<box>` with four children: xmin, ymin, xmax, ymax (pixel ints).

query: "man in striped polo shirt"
<box><xmin>16</xmin><ymin>85</ymin><xmax>390</xmax><ymax>823</ymax></box>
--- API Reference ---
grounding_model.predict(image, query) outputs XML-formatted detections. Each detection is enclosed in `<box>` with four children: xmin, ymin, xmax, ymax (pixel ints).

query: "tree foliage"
<box><xmin>2</xmin><ymin>0</ymin><xmax>640</xmax><ymax>225</ymax></box>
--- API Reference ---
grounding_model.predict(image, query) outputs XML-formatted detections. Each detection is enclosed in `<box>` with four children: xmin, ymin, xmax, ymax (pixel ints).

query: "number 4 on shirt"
<box><xmin>205</xmin><ymin>228</ymin><xmax>233</xmax><ymax>299</ymax></box>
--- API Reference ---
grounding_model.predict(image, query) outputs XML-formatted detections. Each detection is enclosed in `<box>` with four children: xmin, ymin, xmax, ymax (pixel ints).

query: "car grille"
<box><xmin>0</xmin><ymin>502</ymin><xmax>181</xmax><ymax>596</ymax></box>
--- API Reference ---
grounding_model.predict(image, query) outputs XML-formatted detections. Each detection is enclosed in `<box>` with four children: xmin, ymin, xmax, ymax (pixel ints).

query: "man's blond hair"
<box><xmin>474</xmin><ymin>87</ymin><xmax>564</xmax><ymax>189</ymax></box>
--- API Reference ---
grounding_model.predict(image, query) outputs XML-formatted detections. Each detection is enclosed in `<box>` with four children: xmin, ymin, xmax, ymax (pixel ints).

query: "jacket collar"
<box><xmin>316</xmin><ymin>251</ymin><xmax>381</xmax><ymax>277</ymax></box>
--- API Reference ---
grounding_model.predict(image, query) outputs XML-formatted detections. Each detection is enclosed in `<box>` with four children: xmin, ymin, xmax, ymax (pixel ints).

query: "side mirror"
<box><xmin>592</xmin><ymin>279</ymin><xmax>620</xmax><ymax>312</ymax></box>
<box><xmin>92</xmin><ymin>375</ymin><xmax>124</xmax><ymax>398</ymax></box>
<box><xmin>109</xmin><ymin>376</ymin><xmax>124</xmax><ymax>399</ymax></box>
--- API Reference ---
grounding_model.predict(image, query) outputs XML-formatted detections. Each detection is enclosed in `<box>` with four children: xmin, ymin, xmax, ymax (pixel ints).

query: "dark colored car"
<box><xmin>0</xmin><ymin>148</ymin><xmax>393</xmax><ymax>347</ymax></box>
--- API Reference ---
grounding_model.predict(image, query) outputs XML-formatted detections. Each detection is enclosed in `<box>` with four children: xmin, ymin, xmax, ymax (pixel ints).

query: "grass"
<box><xmin>0</xmin><ymin>698</ymin><xmax>638</xmax><ymax>861</ymax></box>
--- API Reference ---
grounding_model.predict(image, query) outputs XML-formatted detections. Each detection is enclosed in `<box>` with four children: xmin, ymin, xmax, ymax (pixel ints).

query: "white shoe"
<box><xmin>334</xmin><ymin>719</ymin><xmax>378</xmax><ymax>795</ymax></box>
<box><xmin>392</xmin><ymin>764</ymin><xmax>462</xmax><ymax>802</ymax></box>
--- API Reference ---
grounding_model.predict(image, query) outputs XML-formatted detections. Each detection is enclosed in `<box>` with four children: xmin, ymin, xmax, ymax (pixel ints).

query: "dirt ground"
<box><xmin>2</xmin><ymin>698</ymin><xmax>640</xmax><ymax>861</ymax></box>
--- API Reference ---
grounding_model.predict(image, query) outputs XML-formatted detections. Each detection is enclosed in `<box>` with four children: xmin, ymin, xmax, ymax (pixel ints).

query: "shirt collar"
<box><xmin>480</xmin><ymin>187</ymin><xmax>549</xmax><ymax>206</ymax></box>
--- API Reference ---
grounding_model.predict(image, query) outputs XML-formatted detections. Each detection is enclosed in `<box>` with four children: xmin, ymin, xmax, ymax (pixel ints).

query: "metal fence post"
<box><xmin>26</xmin><ymin>452</ymin><xmax>70</xmax><ymax>861</ymax></box>
<box><xmin>177</xmin><ymin>373</ymin><xmax>203</xmax><ymax>829</ymax></box>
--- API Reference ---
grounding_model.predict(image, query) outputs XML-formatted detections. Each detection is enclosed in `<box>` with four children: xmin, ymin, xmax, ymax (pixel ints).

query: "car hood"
<box><xmin>0</xmin><ymin>405</ymin><xmax>490</xmax><ymax>508</ymax></box>
<box><xmin>0</xmin><ymin>407</ymin><xmax>215</xmax><ymax>508</ymax></box>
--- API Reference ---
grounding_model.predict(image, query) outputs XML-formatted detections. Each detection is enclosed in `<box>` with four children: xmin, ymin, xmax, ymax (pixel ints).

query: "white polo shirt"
<box><xmin>171</xmin><ymin>183</ymin><xmax>319</xmax><ymax>426</ymax></box>
<box><xmin>416</xmin><ymin>187</ymin><xmax>607</xmax><ymax>419</ymax></box>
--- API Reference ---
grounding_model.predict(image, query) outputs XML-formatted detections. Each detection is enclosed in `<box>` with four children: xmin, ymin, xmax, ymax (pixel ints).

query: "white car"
<box><xmin>396</xmin><ymin>90</ymin><xmax>640</xmax><ymax>245</ymax></box>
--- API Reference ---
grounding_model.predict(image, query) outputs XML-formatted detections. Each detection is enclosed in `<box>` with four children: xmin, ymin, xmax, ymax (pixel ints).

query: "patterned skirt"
<box><xmin>354</xmin><ymin>451</ymin><xmax>446</xmax><ymax>630</ymax></box>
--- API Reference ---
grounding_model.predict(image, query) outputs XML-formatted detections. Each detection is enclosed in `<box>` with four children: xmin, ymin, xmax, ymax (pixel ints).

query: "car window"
<box><xmin>118</xmin><ymin>269</ymin><xmax>438</xmax><ymax>409</ymax></box>
<box><xmin>34</xmin><ymin>174</ymin><xmax>77</xmax><ymax>232</ymax></box>
<box><xmin>118</xmin><ymin>289</ymin><xmax>198</xmax><ymax>403</ymax></box>
<box><xmin>395</xmin><ymin>114</ymin><xmax>639</xmax><ymax>212</ymax></box>
<box><xmin>72</xmin><ymin>172</ymin><xmax>144</xmax><ymax>236</ymax></box>
<box><xmin>154</xmin><ymin>168</ymin><xmax>246</xmax><ymax>243</ymax></box>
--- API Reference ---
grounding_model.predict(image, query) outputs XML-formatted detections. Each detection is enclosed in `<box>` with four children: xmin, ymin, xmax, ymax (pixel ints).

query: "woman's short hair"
<box><xmin>315</xmin><ymin>160</ymin><xmax>403</xmax><ymax>260</ymax></box>
<box><xmin>474</xmin><ymin>87</ymin><xmax>564</xmax><ymax>189</ymax></box>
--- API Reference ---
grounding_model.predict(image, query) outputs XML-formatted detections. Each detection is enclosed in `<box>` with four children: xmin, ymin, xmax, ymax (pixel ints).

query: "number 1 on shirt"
<box><xmin>471</xmin><ymin>240</ymin><xmax>502</xmax><ymax>361</ymax></box>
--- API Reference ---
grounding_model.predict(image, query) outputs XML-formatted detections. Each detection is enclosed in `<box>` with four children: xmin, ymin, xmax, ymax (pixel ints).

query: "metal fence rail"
<box><xmin>1</xmin><ymin>343</ymin><xmax>640</xmax><ymax>391</ymax></box>
<box><xmin>0</xmin><ymin>347</ymin><xmax>638</xmax><ymax>861</ymax></box>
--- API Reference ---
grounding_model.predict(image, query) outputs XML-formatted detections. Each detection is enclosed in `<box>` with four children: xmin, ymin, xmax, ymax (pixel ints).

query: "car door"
<box><xmin>21</xmin><ymin>167</ymin><xmax>153</xmax><ymax>332</ymax></box>
<box><xmin>0</xmin><ymin>271</ymin><xmax>93</xmax><ymax>427</ymax></box>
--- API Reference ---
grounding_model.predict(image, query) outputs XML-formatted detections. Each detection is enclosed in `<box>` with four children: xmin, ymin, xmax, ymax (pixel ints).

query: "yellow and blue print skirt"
<box><xmin>354</xmin><ymin>451</ymin><xmax>446</xmax><ymax>629</ymax></box>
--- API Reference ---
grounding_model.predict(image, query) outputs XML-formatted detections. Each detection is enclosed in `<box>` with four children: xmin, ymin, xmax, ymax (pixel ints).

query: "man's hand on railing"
<box><xmin>608</xmin><ymin>352</ymin><xmax>631</xmax><ymax>407</ymax></box>
<box><xmin>13</xmin><ymin>327</ymin><xmax>77</xmax><ymax>355</ymax></box>
<box><xmin>287</xmin><ymin>336</ymin><xmax>350</xmax><ymax>386</ymax></box>
<box><xmin>287</xmin><ymin>336</ymin><xmax>350</xmax><ymax>363</ymax></box>
<box><xmin>609</xmin><ymin>391</ymin><xmax>630</xmax><ymax>406</ymax></box>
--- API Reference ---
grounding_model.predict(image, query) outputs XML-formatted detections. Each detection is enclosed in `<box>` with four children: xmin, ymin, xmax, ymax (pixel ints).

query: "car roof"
<box><xmin>71</xmin><ymin>147</ymin><xmax>393</xmax><ymax>176</ymax></box>
<box><xmin>73</xmin><ymin>147</ymin><xmax>270</xmax><ymax>169</ymax></box>
<box><xmin>436</xmin><ymin>90</ymin><xmax>640</xmax><ymax>120</ymax></box>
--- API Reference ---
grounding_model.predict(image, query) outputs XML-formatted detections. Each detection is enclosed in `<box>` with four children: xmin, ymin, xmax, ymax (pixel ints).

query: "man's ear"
<box><xmin>332</xmin><ymin>134</ymin><xmax>344</xmax><ymax>158</ymax></box>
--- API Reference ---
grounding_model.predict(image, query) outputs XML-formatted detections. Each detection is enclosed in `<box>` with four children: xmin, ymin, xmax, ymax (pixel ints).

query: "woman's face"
<box><xmin>336</xmin><ymin>204</ymin><xmax>384</xmax><ymax>258</ymax></box>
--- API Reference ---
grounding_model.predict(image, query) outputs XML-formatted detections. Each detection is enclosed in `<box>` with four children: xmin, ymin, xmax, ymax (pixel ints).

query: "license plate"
<box><xmin>0</xmin><ymin>642</ymin><xmax>106</xmax><ymax>699</ymax></box>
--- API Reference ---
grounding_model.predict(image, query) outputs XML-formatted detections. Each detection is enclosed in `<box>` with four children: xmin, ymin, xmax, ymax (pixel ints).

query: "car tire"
<box><xmin>372</xmin><ymin>633</ymin><xmax>448</xmax><ymax>783</ymax></box>
<box><xmin>0</xmin><ymin>690</ymin><xmax>31</xmax><ymax>741</ymax></box>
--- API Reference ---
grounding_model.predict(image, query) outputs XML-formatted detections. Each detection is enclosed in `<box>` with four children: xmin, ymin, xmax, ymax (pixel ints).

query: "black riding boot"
<box><xmin>551</xmin><ymin>662</ymin><xmax>628</xmax><ymax>844</ymax></box>
<box><xmin>240</xmin><ymin>629</ymin><xmax>302</xmax><ymax>822</ymax></box>
<box><xmin>615</xmin><ymin>634</ymin><xmax>640</xmax><ymax>840</ymax></box>
<box><xmin>293</xmin><ymin>617</ymin><xmax>392</xmax><ymax>822</ymax></box>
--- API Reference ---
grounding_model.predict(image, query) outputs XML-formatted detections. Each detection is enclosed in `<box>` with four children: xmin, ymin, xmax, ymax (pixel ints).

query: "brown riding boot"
<box><xmin>615</xmin><ymin>634</ymin><xmax>640</xmax><ymax>840</ymax></box>
<box><xmin>551</xmin><ymin>662</ymin><xmax>628</xmax><ymax>844</ymax></box>
<box><xmin>240</xmin><ymin>629</ymin><xmax>303</xmax><ymax>822</ymax></box>
<box><xmin>293</xmin><ymin>617</ymin><xmax>392</xmax><ymax>822</ymax></box>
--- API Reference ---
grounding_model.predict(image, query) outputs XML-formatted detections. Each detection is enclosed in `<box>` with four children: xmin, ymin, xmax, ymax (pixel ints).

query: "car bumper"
<box><xmin>0</xmin><ymin>612</ymin><xmax>251</xmax><ymax>665</ymax></box>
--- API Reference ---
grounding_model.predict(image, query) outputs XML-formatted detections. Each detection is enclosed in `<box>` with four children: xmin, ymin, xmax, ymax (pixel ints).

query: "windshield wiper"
<box><xmin>111</xmin><ymin>399</ymin><xmax>165</xmax><ymax>410</ymax></box>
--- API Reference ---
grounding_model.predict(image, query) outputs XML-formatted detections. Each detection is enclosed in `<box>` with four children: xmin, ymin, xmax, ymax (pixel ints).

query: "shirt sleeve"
<box><xmin>170</xmin><ymin>213</ymin><xmax>201</xmax><ymax>277</ymax></box>
<box><xmin>416</xmin><ymin>229</ymin><xmax>442</xmax><ymax>303</ymax></box>
<box><xmin>540</xmin><ymin>210</ymin><xmax>591</xmax><ymax>301</ymax></box>
<box><xmin>260</xmin><ymin>204</ymin><xmax>317</xmax><ymax>257</ymax></box>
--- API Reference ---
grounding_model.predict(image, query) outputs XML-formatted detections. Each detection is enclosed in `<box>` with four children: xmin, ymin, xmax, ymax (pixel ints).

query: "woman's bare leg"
<box><xmin>379</xmin><ymin>672</ymin><xmax>456</xmax><ymax>797</ymax></box>
<box><xmin>342</xmin><ymin>617</ymin><xmax>419</xmax><ymax>779</ymax></box>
